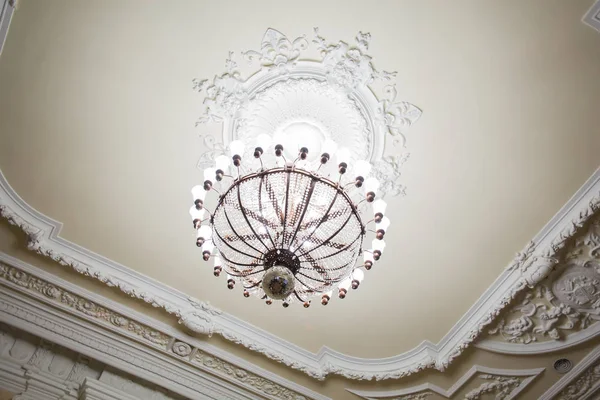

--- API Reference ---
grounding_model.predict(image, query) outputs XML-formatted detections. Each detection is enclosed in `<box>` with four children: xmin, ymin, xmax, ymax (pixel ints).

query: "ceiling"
<box><xmin>0</xmin><ymin>0</ymin><xmax>599</xmax><ymax>364</ymax></box>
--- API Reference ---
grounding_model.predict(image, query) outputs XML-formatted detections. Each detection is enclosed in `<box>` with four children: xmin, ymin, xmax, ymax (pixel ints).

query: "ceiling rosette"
<box><xmin>192</xmin><ymin>28</ymin><xmax>422</xmax><ymax>198</ymax></box>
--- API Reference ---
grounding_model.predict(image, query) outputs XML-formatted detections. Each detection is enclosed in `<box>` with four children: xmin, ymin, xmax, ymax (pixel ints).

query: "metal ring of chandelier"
<box><xmin>189</xmin><ymin>139</ymin><xmax>391</xmax><ymax>307</ymax></box>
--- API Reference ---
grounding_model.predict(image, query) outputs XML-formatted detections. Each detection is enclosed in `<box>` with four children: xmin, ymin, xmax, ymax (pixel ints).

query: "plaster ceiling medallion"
<box><xmin>192</xmin><ymin>27</ymin><xmax>422</xmax><ymax>198</ymax></box>
<box><xmin>189</xmin><ymin>28</ymin><xmax>420</xmax><ymax>306</ymax></box>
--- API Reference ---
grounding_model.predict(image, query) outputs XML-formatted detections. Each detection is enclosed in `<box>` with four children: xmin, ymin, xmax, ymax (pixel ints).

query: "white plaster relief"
<box><xmin>0</xmin><ymin>252</ymin><xmax>329</xmax><ymax>400</ymax></box>
<box><xmin>478</xmin><ymin>214</ymin><xmax>600</xmax><ymax>353</ymax></box>
<box><xmin>0</xmin><ymin>169</ymin><xmax>599</xmax><ymax>380</ymax></box>
<box><xmin>193</xmin><ymin>28</ymin><xmax>421</xmax><ymax>199</ymax></box>
<box><xmin>346</xmin><ymin>365</ymin><xmax>544</xmax><ymax>399</ymax></box>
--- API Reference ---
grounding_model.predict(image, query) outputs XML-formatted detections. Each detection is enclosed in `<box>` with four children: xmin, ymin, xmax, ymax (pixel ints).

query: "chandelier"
<box><xmin>189</xmin><ymin>135</ymin><xmax>390</xmax><ymax>307</ymax></box>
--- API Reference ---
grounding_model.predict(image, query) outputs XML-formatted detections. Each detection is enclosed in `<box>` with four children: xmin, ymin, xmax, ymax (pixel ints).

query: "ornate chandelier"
<box><xmin>186</xmin><ymin>28</ymin><xmax>421</xmax><ymax>307</ymax></box>
<box><xmin>189</xmin><ymin>137</ymin><xmax>390</xmax><ymax>307</ymax></box>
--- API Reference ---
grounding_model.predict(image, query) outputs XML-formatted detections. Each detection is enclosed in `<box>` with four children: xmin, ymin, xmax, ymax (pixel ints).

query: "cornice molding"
<box><xmin>0</xmin><ymin>252</ymin><xmax>329</xmax><ymax>400</ymax></box>
<box><xmin>583</xmin><ymin>0</ymin><xmax>600</xmax><ymax>33</ymax></box>
<box><xmin>540</xmin><ymin>344</ymin><xmax>600</xmax><ymax>400</ymax></box>
<box><xmin>0</xmin><ymin>168</ymin><xmax>599</xmax><ymax>380</ymax></box>
<box><xmin>346</xmin><ymin>365</ymin><xmax>545</xmax><ymax>399</ymax></box>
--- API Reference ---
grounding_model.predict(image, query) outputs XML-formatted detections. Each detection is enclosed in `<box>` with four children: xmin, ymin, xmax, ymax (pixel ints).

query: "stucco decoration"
<box><xmin>0</xmin><ymin>255</ymin><xmax>324</xmax><ymax>400</ymax></box>
<box><xmin>346</xmin><ymin>365</ymin><xmax>544</xmax><ymax>399</ymax></box>
<box><xmin>480</xmin><ymin>215</ymin><xmax>600</xmax><ymax>350</ymax></box>
<box><xmin>0</xmin><ymin>169</ymin><xmax>598</xmax><ymax>381</ymax></box>
<box><xmin>193</xmin><ymin>28</ymin><xmax>422</xmax><ymax>198</ymax></box>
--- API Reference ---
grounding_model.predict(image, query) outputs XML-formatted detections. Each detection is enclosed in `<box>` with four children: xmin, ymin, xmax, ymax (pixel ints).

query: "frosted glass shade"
<box><xmin>191</xmin><ymin>185</ymin><xmax>207</xmax><ymax>202</ymax></box>
<box><xmin>229</xmin><ymin>140</ymin><xmax>245</xmax><ymax>157</ymax></box>
<box><xmin>372</xmin><ymin>239</ymin><xmax>386</xmax><ymax>252</ymax></box>
<box><xmin>372</xmin><ymin>199</ymin><xmax>387</xmax><ymax>215</ymax></box>
<box><xmin>364</xmin><ymin>177</ymin><xmax>380</xmax><ymax>194</ymax></box>
<box><xmin>354</xmin><ymin>160</ymin><xmax>372</xmax><ymax>178</ymax></box>
<box><xmin>376</xmin><ymin>216</ymin><xmax>391</xmax><ymax>232</ymax></box>
<box><xmin>203</xmin><ymin>167</ymin><xmax>217</xmax><ymax>182</ymax></box>
<box><xmin>215</xmin><ymin>155</ymin><xmax>230</xmax><ymax>171</ymax></box>
<box><xmin>197</xmin><ymin>225</ymin><xmax>212</xmax><ymax>240</ymax></box>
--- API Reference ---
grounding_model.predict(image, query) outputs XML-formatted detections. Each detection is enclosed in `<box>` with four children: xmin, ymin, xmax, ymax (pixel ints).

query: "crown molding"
<box><xmin>346</xmin><ymin>365</ymin><xmax>545</xmax><ymax>399</ymax></box>
<box><xmin>0</xmin><ymin>252</ymin><xmax>330</xmax><ymax>400</ymax></box>
<box><xmin>583</xmin><ymin>0</ymin><xmax>600</xmax><ymax>32</ymax></box>
<box><xmin>0</xmin><ymin>168</ymin><xmax>599</xmax><ymax>381</ymax></box>
<box><xmin>539</xmin><ymin>344</ymin><xmax>600</xmax><ymax>400</ymax></box>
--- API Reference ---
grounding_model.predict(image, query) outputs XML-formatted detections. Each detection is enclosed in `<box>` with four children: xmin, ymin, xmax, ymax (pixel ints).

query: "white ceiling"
<box><xmin>0</xmin><ymin>0</ymin><xmax>599</xmax><ymax>360</ymax></box>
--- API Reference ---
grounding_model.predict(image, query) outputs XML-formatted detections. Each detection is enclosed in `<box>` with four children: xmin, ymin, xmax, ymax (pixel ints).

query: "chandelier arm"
<box><xmin>213</xmin><ymin>226</ymin><xmax>263</xmax><ymax>260</ymax></box>
<box><xmin>291</xmin><ymin>191</ymin><xmax>340</xmax><ymax>255</ymax></box>
<box><xmin>295</xmin><ymin>270</ymin><xmax>329</xmax><ymax>284</ymax></box>
<box><xmin>242</xmin><ymin>281</ymin><xmax>261</xmax><ymax>290</ymax></box>
<box><xmin>225</xmin><ymin>268</ymin><xmax>265</xmax><ymax>278</ymax></box>
<box><xmin>235</xmin><ymin>181</ymin><xmax>271</xmax><ymax>253</ymax></box>
<box><xmin>293</xmin><ymin>291</ymin><xmax>307</xmax><ymax>303</ymax></box>
<box><xmin>258</xmin><ymin>174</ymin><xmax>277</xmax><ymax>249</ymax></box>
<box><xmin>219</xmin><ymin>251</ymin><xmax>263</xmax><ymax>268</ymax></box>
<box><xmin>299</xmin><ymin>234</ymin><xmax>362</xmax><ymax>262</ymax></box>
<box><xmin>280</xmin><ymin>169</ymin><xmax>292</xmax><ymax>248</ymax></box>
<box><xmin>296</xmin><ymin>211</ymin><xmax>354</xmax><ymax>258</ymax></box>
<box><xmin>262</xmin><ymin>172</ymin><xmax>285</xmax><ymax>226</ymax></box>
<box><xmin>293</xmin><ymin>273</ymin><xmax>324</xmax><ymax>294</ymax></box>
<box><xmin>287</xmin><ymin>178</ymin><xmax>317</xmax><ymax>250</ymax></box>
<box><xmin>222</xmin><ymin>205</ymin><xmax>266</xmax><ymax>255</ymax></box>
<box><xmin>301</xmin><ymin>258</ymin><xmax>356</xmax><ymax>275</ymax></box>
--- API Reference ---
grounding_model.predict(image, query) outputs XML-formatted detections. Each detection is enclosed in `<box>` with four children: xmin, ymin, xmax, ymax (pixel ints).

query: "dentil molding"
<box><xmin>193</xmin><ymin>28</ymin><xmax>421</xmax><ymax>198</ymax></box>
<box><xmin>1</xmin><ymin>168</ymin><xmax>599</xmax><ymax>381</ymax></box>
<box><xmin>346</xmin><ymin>365</ymin><xmax>545</xmax><ymax>400</ymax></box>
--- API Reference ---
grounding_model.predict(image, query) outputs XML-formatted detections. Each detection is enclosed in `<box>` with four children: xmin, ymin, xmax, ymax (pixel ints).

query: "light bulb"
<box><xmin>352</xmin><ymin>268</ymin><xmax>365</xmax><ymax>282</ymax></box>
<box><xmin>197</xmin><ymin>225</ymin><xmax>212</xmax><ymax>240</ymax></box>
<box><xmin>339</xmin><ymin>277</ymin><xmax>352</xmax><ymax>290</ymax></box>
<box><xmin>354</xmin><ymin>160</ymin><xmax>372</xmax><ymax>178</ymax></box>
<box><xmin>215</xmin><ymin>155</ymin><xmax>230</xmax><ymax>171</ymax></box>
<box><xmin>191</xmin><ymin>185</ymin><xmax>207</xmax><ymax>202</ymax></box>
<box><xmin>364</xmin><ymin>177</ymin><xmax>380</xmax><ymax>194</ymax></box>
<box><xmin>376</xmin><ymin>216</ymin><xmax>391</xmax><ymax>232</ymax></box>
<box><xmin>372</xmin><ymin>239</ymin><xmax>386</xmax><ymax>252</ymax></box>
<box><xmin>256</xmin><ymin>134</ymin><xmax>272</xmax><ymax>150</ymax></box>
<box><xmin>372</xmin><ymin>199</ymin><xmax>387</xmax><ymax>216</ymax></box>
<box><xmin>322</xmin><ymin>139</ymin><xmax>338</xmax><ymax>156</ymax></box>
<box><xmin>229</xmin><ymin>140</ymin><xmax>245</xmax><ymax>157</ymax></box>
<box><xmin>189</xmin><ymin>206</ymin><xmax>205</xmax><ymax>221</ymax></box>
<box><xmin>336</xmin><ymin>147</ymin><xmax>351</xmax><ymax>165</ymax></box>
<box><xmin>213</xmin><ymin>256</ymin><xmax>222</xmax><ymax>267</ymax></box>
<box><xmin>203</xmin><ymin>167</ymin><xmax>217</xmax><ymax>182</ymax></box>
<box><xmin>201</xmin><ymin>240</ymin><xmax>215</xmax><ymax>254</ymax></box>
<box><xmin>364</xmin><ymin>252</ymin><xmax>374</xmax><ymax>263</ymax></box>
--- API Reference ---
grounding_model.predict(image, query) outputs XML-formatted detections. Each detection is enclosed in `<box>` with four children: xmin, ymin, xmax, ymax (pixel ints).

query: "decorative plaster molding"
<box><xmin>0</xmin><ymin>168</ymin><xmax>599</xmax><ymax>380</ymax></box>
<box><xmin>478</xmin><ymin>214</ymin><xmax>600</xmax><ymax>354</ymax></box>
<box><xmin>583</xmin><ymin>0</ymin><xmax>600</xmax><ymax>33</ymax></box>
<box><xmin>0</xmin><ymin>253</ymin><xmax>329</xmax><ymax>400</ymax></box>
<box><xmin>540</xmin><ymin>344</ymin><xmax>600</xmax><ymax>400</ymax></box>
<box><xmin>0</xmin><ymin>323</ymin><xmax>182</xmax><ymax>400</ymax></box>
<box><xmin>346</xmin><ymin>365</ymin><xmax>545</xmax><ymax>399</ymax></box>
<box><xmin>193</xmin><ymin>28</ymin><xmax>421</xmax><ymax>199</ymax></box>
